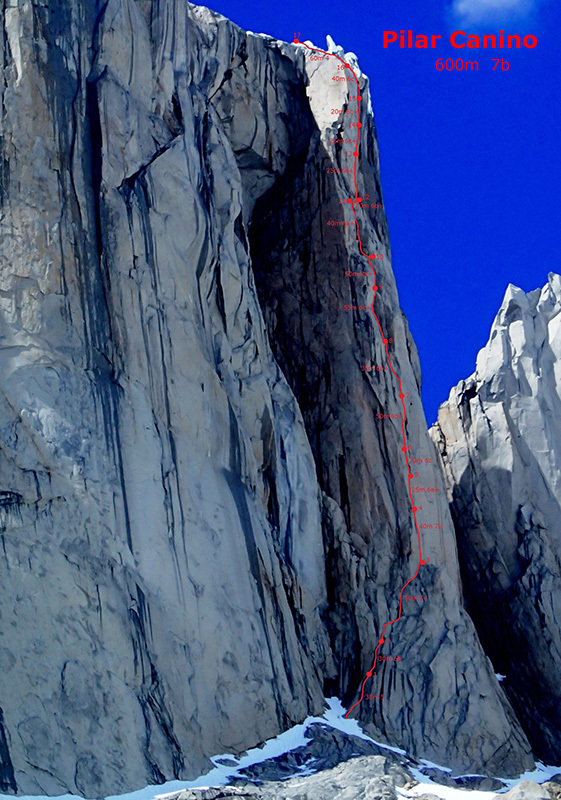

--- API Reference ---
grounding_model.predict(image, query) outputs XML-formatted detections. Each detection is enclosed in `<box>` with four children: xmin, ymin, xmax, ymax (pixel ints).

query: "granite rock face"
<box><xmin>430</xmin><ymin>274</ymin><xmax>561</xmax><ymax>765</ymax></box>
<box><xmin>170</xmin><ymin>753</ymin><xmax>410</xmax><ymax>800</ymax></box>
<box><xmin>0</xmin><ymin>1</ymin><xmax>534</xmax><ymax>795</ymax></box>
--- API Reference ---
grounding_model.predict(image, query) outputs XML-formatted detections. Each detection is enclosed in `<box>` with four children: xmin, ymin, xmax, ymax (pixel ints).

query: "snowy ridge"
<box><xmin>2</xmin><ymin>699</ymin><xmax>557</xmax><ymax>800</ymax></box>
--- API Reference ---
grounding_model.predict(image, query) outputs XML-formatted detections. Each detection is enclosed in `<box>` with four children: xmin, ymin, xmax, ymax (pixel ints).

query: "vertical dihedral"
<box><xmin>128</xmin><ymin>584</ymin><xmax>185</xmax><ymax>782</ymax></box>
<box><xmin>85</xmin><ymin>77</ymin><xmax>104</xmax><ymax>265</ymax></box>
<box><xmin>0</xmin><ymin>709</ymin><xmax>16</xmax><ymax>794</ymax></box>
<box><xmin>224</xmin><ymin>31</ymin><xmax>533</xmax><ymax>774</ymax></box>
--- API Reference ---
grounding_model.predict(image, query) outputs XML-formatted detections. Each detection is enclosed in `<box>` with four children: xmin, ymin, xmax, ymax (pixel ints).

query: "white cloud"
<box><xmin>452</xmin><ymin>0</ymin><xmax>537</xmax><ymax>22</ymax></box>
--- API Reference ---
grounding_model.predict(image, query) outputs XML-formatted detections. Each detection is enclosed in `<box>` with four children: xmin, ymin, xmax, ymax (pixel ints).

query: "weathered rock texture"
<box><xmin>0</xmin><ymin>0</ymin><xmax>535</xmax><ymax>795</ymax></box>
<box><xmin>170</xmin><ymin>753</ymin><xmax>411</xmax><ymax>800</ymax></box>
<box><xmin>430</xmin><ymin>274</ymin><xmax>561</xmax><ymax>765</ymax></box>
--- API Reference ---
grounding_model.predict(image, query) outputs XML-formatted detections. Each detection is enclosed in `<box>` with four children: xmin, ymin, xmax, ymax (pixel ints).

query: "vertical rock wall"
<box><xmin>0</xmin><ymin>1</ymin><xmax>535</xmax><ymax>794</ymax></box>
<box><xmin>431</xmin><ymin>275</ymin><xmax>561</xmax><ymax>764</ymax></box>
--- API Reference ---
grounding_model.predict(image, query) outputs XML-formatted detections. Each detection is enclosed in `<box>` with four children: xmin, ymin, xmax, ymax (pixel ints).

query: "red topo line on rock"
<box><xmin>295</xmin><ymin>38</ymin><xmax>425</xmax><ymax>718</ymax></box>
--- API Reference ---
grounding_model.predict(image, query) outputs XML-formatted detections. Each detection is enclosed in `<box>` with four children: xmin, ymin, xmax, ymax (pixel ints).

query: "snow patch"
<box><xmin>1</xmin><ymin>699</ymin><xmax>559</xmax><ymax>800</ymax></box>
<box><xmin>403</xmin><ymin>761</ymin><xmax>561</xmax><ymax>800</ymax></box>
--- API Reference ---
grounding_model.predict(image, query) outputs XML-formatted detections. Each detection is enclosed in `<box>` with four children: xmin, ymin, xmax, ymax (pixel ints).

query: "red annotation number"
<box><xmin>436</xmin><ymin>58</ymin><xmax>510</xmax><ymax>71</ymax></box>
<box><xmin>436</xmin><ymin>58</ymin><xmax>478</xmax><ymax>71</ymax></box>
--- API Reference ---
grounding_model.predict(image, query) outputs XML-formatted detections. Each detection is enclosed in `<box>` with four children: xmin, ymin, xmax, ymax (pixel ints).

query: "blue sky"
<box><xmin>206</xmin><ymin>0</ymin><xmax>560</xmax><ymax>424</ymax></box>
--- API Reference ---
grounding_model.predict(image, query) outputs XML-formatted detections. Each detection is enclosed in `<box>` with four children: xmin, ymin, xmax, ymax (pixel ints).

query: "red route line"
<box><xmin>295</xmin><ymin>38</ymin><xmax>425</xmax><ymax>718</ymax></box>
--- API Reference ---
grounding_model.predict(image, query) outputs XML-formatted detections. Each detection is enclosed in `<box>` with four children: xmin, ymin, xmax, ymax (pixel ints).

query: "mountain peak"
<box><xmin>431</xmin><ymin>273</ymin><xmax>561</xmax><ymax>765</ymax></box>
